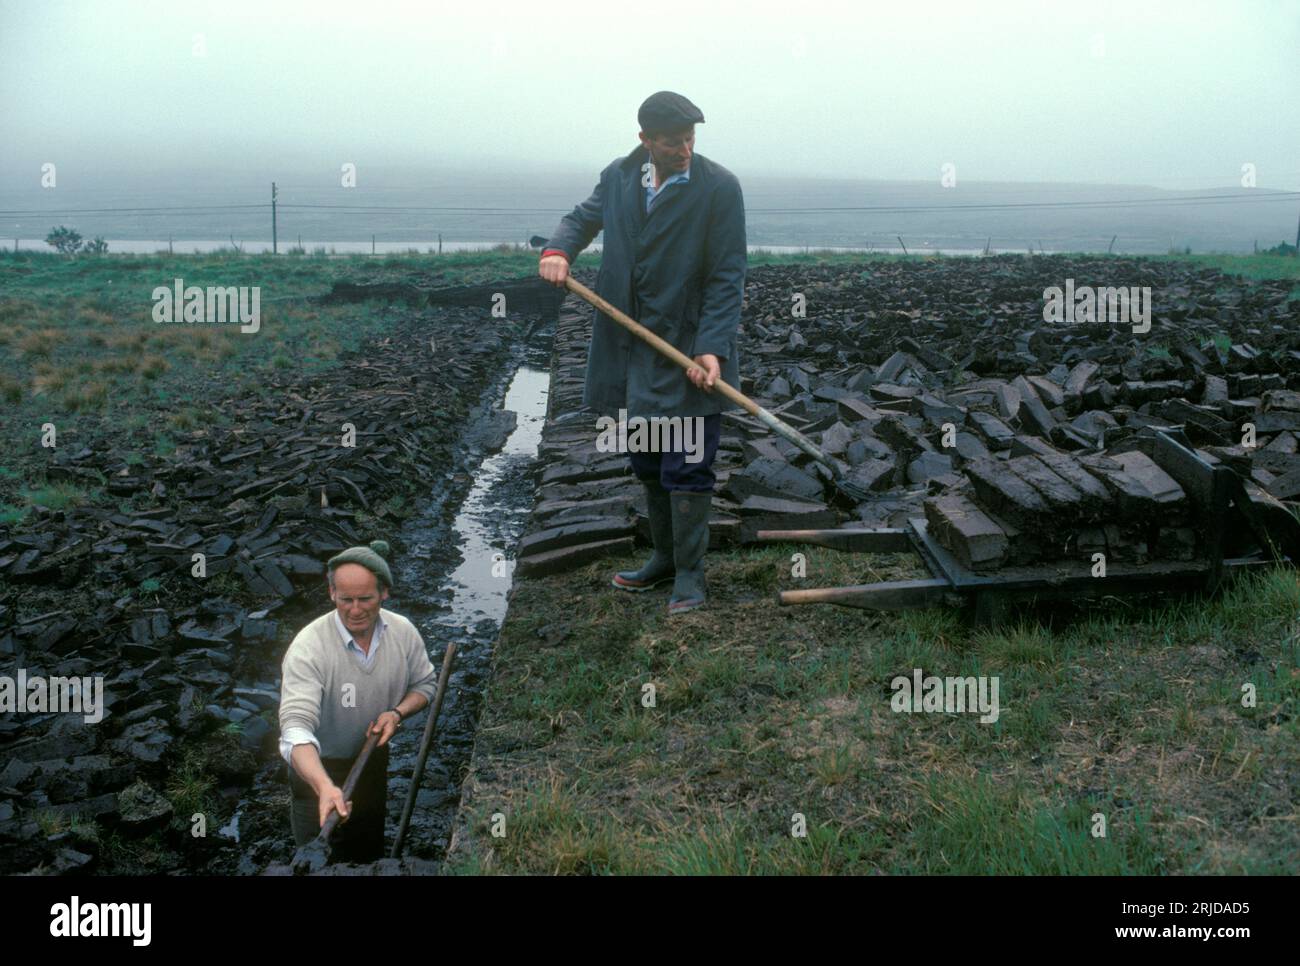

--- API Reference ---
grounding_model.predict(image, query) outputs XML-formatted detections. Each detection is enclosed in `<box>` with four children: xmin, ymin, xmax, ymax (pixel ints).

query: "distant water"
<box><xmin>1</xmin><ymin>165</ymin><xmax>1293</xmax><ymax>255</ymax></box>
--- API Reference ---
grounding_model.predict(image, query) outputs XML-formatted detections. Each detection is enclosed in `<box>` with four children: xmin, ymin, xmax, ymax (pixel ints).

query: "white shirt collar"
<box><xmin>333</xmin><ymin>610</ymin><xmax>386</xmax><ymax>651</ymax></box>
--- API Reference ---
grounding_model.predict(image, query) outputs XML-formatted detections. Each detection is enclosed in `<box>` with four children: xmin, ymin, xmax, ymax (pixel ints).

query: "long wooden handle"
<box><xmin>563</xmin><ymin>276</ymin><xmax>757</xmax><ymax>416</ymax></box>
<box><xmin>562</xmin><ymin>275</ymin><xmax>842</xmax><ymax>477</ymax></box>
<box><xmin>319</xmin><ymin>730</ymin><xmax>381</xmax><ymax>841</ymax></box>
<box><xmin>779</xmin><ymin>578</ymin><xmax>951</xmax><ymax>610</ymax></box>
<box><xmin>390</xmin><ymin>642</ymin><xmax>459</xmax><ymax>858</ymax></box>
<box><xmin>754</xmin><ymin>528</ymin><xmax>914</xmax><ymax>553</ymax></box>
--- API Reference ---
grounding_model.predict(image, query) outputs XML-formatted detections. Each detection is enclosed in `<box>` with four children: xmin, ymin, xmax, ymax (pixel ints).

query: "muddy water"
<box><xmin>433</xmin><ymin>366</ymin><xmax>549</xmax><ymax>625</ymax></box>
<box><xmin>232</xmin><ymin>337</ymin><xmax>552</xmax><ymax>873</ymax></box>
<box><xmin>376</xmin><ymin>360</ymin><xmax>549</xmax><ymax>861</ymax></box>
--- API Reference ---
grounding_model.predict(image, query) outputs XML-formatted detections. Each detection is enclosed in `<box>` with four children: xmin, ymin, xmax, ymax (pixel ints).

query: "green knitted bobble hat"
<box><xmin>327</xmin><ymin>539</ymin><xmax>393</xmax><ymax>590</ymax></box>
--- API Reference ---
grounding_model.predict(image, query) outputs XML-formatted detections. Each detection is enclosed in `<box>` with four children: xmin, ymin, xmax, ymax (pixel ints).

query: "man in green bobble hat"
<box><xmin>278</xmin><ymin>539</ymin><xmax>439</xmax><ymax>862</ymax></box>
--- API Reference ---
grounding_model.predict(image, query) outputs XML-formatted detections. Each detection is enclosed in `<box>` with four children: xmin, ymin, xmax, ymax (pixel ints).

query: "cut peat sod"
<box><xmin>0</xmin><ymin>250</ymin><xmax>556</xmax><ymax>875</ymax></box>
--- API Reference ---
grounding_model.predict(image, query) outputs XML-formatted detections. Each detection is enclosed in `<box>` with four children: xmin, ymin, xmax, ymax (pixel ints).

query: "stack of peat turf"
<box><xmin>922</xmin><ymin>447</ymin><xmax>1194</xmax><ymax>572</ymax></box>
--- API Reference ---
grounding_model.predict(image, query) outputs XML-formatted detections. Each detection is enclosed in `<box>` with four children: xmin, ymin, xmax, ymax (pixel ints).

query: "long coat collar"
<box><xmin>619</xmin><ymin>143</ymin><xmax>701</xmax><ymax>226</ymax></box>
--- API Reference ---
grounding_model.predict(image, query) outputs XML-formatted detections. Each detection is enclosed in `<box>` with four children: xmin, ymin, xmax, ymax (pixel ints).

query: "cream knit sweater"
<box><xmin>279</xmin><ymin>608</ymin><xmax>438</xmax><ymax>760</ymax></box>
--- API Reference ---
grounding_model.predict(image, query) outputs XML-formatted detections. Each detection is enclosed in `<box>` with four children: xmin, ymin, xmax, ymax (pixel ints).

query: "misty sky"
<box><xmin>2</xmin><ymin>0</ymin><xmax>1298</xmax><ymax>190</ymax></box>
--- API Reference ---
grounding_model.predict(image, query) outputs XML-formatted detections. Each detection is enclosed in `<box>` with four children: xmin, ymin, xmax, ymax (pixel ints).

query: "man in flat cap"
<box><xmin>539</xmin><ymin>90</ymin><xmax>747</xmax><ymax>616</ymax></box>
<box><xmin>278</xmin><ymin>540</ymin><xmax>438</xmax><ymax>862</ymax></box>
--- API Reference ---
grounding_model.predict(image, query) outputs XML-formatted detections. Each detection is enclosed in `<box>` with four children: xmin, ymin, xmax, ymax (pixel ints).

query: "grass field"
<box><xmin>448</xmin><ymin>548</ymin><xmax>1299</xmax><ymax>875</ymax></box>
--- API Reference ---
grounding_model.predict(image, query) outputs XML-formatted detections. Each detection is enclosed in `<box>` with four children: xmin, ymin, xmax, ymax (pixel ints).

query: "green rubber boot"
<box><xmin>667</xmin><ymin>490</ymin><xmax>712</xmax><ymax>616</ymax></box>
<box><xmin>612</xmin><ymin>480</ymin><xmax>676</xmax><ymax>592</ymax></box>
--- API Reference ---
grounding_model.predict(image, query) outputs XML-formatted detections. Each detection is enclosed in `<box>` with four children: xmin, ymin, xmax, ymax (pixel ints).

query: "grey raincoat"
<box><xmin>544</xmin><ymin>143</ymin><xmax>747</xmax><ymax>419</ymax></box>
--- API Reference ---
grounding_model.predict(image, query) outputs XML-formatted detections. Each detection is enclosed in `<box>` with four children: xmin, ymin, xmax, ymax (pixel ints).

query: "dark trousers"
<box><xmin>288</xmin><ymin>743</ymin><xmax>389</xmax><ymax>863</ymax></box>
<box><xmin>627</xmin><ymin>413</ymin><xmax>722</xmax><ymax>492</ymax></box>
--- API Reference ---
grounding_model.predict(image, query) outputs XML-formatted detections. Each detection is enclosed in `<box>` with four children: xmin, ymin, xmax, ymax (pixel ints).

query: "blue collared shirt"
<box><xmin>645</xmin><ymin>163</ymin><xmax>690</xmax><ymax>213</ymax></box>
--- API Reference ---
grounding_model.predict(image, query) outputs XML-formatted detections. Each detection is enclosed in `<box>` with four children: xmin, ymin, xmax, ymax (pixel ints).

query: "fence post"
<box><xmin>438</xmin><ymin>233</ymin><xmax>442</xmax><ymax>254</ymax></box>
<box><xmin>1108</xmin><ymin>234</ymin><xmax>1116</xmax><ymax>254</ymax></box>
<box><xmin>897</xmin><ymin>235</ymin><xmax>908</xmax><ymax>255</ymax></box>
<box><xmin>271</xmin><ymin>182</ymin><xmax>278</xmax><ymax>254</ymax></box>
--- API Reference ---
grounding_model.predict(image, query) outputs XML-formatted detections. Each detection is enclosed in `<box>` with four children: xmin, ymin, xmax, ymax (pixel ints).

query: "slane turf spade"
<box><xmin>563</xmin><ymin>276</ymin><xmax>872</xmax><ymax>504</ymax></box>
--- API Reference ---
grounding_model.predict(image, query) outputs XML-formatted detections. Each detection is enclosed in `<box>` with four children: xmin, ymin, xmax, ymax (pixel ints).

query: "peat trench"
<box><xmin>246</xmin><ymin>327</ymin><xmax>552</xmax><ymax>874</ymax></box>
<box><xmin>0</xmin><ymin>278</ymin><xmax>563</xmax><ymax>876</ymax></box>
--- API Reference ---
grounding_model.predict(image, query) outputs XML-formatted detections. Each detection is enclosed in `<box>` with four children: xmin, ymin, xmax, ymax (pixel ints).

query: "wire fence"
<box><xmin>3</xmin><ymin>188</ymin><xmax>1298</xmax><ymax>254</ymax></box>
<box><xmin>4</xmin><ymin>189</ymin><xmax>1298</xmax><ymax>217</ymax></box>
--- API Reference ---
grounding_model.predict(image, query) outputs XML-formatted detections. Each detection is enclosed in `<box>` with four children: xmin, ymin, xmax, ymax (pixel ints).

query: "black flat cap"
<box><xmin>638</xmin><ymin>91</ymin><xmax>704</xmax><ymax>135</ymax></box>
